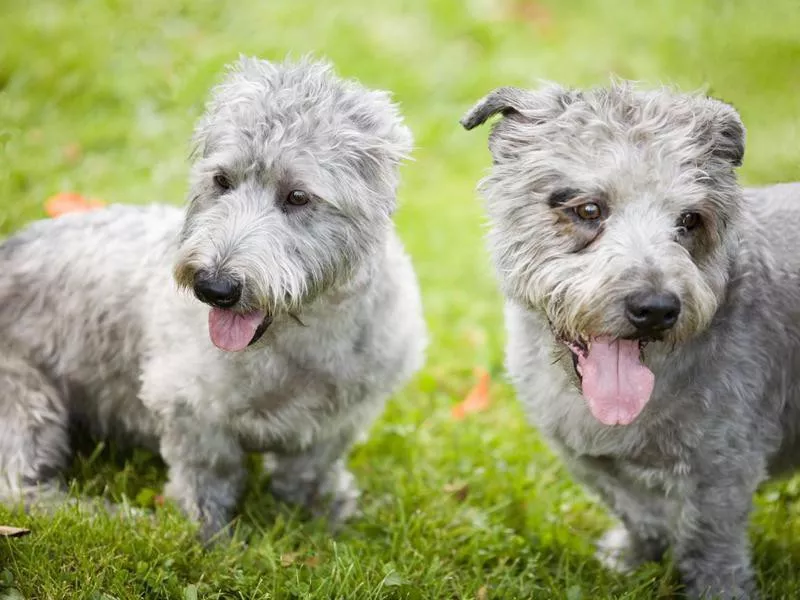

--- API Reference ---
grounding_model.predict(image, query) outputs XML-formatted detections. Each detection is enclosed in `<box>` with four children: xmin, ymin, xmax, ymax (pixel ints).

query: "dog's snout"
<box><xmin>193</xmin><ymin>272</ymin><xmax>242</xmax><ymax>308</ymax></box>
<box><xmin>625</xmin><ymin>291</ymin><xmax>681</xmax><ymax>334</ymax></box>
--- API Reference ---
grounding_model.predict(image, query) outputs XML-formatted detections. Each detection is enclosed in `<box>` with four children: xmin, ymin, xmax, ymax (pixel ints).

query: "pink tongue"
<box><xmin>208</xmin><ymin>308</ymin><xmax>265</xmax><ymax>352</ymax></box>
<box><xmin>577</xmin><ymin>336</ymin><xmax>655</xmax><ymax>426</ymax></box>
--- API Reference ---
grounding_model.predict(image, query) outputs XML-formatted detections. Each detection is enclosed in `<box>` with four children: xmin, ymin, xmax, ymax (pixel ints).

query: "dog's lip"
<box><xmin>247</xmin><ymin>314</ymin><xmax>273</xmax><ymax>347</ymax></box>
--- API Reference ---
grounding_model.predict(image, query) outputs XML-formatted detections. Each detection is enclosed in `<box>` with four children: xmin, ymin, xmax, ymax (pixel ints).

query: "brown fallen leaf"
<box><xmin>280</xmin><ymin>552</ymin><xmax>299</xmax><ymax>567</ymax></box>
<box><xmin>62</xmin><ymin>142</ymin><xmax>83</xmax><ymax>164</ymax></box>
<box><xmin>451</xmin><ymin>367</ymin><xmax>492</xmax><ymax>420</ymax></box>
<box><xmin>443</xmin><ymin>481</ymin><xmax>470</xmax><ymax>502</ymax></box>
<box><xmin>45</xmin><ymin>192</ymin><xmax>107</xmax><ymax>218</ymax></box>
<box><xmin>462</xmin><ymin>327</ymin><xmax>487</xmax><ymax>348</ymax></box>
<box><xmin>477</xmin><ymin>585</ymin><xmax>489</xmax><ymax>600</ymax></box>
<box><xmin>0</xmin><ymin>526</ymin><xmax>31</xmax><ymax>538</ymax></box>
<box><xmin>303</xmin><ymin>555</ymin><xmax>321</xmax><ymax>568</ymax></box>
<box><xmin>506</xmin><ymin>0</ymin><xmax>553</xmax><ymax>34</ymax></box>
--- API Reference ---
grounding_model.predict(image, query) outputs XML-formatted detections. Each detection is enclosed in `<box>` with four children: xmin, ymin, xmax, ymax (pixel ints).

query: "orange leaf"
<box><xmin>45</xmin><ymin>192</ymin><xmax>106</xmax><ymax>218</ymax></box>
<box><xmin>303</xmin><ymin>555</ymin><xmax>321</xmax><ymax>568</ymax></box>
<box><xmin>507</xmin><ymin>0</ymin><xmax>553</xmax><ymax>34</ymax></box>
<box><xmin>62</xmin><ymin>142</ymin><xmax>83</xmax><ymax>164</ymax></box>
<box><xmin>451</xmin><ymin>368</ymin><xmax>491</xmax><ymax>420</ymax></box>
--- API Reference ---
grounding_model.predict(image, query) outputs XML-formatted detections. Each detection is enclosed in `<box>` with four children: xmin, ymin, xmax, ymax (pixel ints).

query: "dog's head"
<box><xmin>462</xmin><ymin>80</ymin><xmax>745</xmax><ymax>425</ymax></box>
<box><xmin>174</xmin><ymin>56</ymin><xmax>412</xmax><ymax>351</ymax></box>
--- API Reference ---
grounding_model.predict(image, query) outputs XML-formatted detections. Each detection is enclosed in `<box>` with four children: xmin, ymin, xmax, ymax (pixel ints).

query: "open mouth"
<box><xmin>208</xmin><ymin>308</ymin><xmax>273</xmax><ymax>352</ymax></box>
<box><xmin>557</xmin><ymin>332</ymin><xmax>655</xmax><ymax>427</ymax></box>
<box><xmin>561</xmin><ymin>336</ymin><xmax>650</xmax><ymax>381</ymax></box>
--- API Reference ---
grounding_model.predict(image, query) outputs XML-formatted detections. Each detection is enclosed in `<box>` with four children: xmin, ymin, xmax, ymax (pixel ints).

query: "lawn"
<box><xmin>2</xmin><ymin>0</ymin><xmax>800</xmax><ymax>598</ymax></box>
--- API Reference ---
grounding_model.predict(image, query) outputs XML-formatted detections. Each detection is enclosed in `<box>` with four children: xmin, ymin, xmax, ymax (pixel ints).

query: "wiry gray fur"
<box><xmin>462</xmin><ymin>79</ymin><xmax>800</xmax><ymax>599</ymax></box>
<box><xmin>0</xmin><ymin>56</ymin><xmax>426</xmax><ymax>541</ymax></box>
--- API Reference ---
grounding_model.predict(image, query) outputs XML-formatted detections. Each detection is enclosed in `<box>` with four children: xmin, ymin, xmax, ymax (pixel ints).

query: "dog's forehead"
<box><xmin>202</xmin><ymin>95</ymin><xmax>394</xmax><ymax>183</ymax></box>
<box><xmin>493</xmin><ymin>103</ymin><xmax>714</xmax><ymax>205</ymax></box>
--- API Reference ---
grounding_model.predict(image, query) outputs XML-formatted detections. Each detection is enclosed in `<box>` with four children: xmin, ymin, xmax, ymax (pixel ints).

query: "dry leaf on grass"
<box><xmin>477</xmin><ymin>585</ymin><xmax>489</xmax><ymax>600</ymax></box>
<box><xmin>280</xmin><ymin>552</ymin><xmax>320</xmax><ymax>568</ymax></box>
<box><xmin>62</xmin><ymin>142</ymin><xmax>83</xmax><ymax>164</ymax></box>
<box><xmin>451</xmin><ymin>367</ymin><xmax>491</xmax><ymax>420</ymax></box>
<box><xmin>303</xmin><ymin>555</ymin><xmax>321</xmax><ymax>568</ymax></box>
<box><xmin>443</xmin><ymin>481</ymin><xmax>470</xmax><ymax>502</ymax></box>
<box><xmin>280</xmin><ymin>552</ymin><xmax>299</xmax><ymax>567</ymax></box>
<box><xmin>45</xmin><ymin>192</ymin><xmax>107</xmax><ymax>218</ymax></box>
<box><xmin>0</xmin><ymin>526</ymin><xmax>31</xmax><ymax>538</ymax></box>
<box><xmin>505</xmin><ymin>0</ymin><xmax>553</xmax><ymax>33</ymax></box>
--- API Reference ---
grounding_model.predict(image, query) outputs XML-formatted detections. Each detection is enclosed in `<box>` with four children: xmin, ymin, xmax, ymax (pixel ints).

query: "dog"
<box><xmin>461</xmin><ymin>80</ymin><xmax>800</xmax><ymax>599</ymax></box>
<box><xmin>0</xmin><ymin>56</ymin><xmax>426</xmax><ymax>541</ymax></box>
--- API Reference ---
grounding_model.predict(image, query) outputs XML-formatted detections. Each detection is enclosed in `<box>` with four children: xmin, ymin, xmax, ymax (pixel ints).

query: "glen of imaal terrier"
<box><xmin>463</xmin><ymin>80</ymin><xmax>800</xmax><ymax>599</ymax></box>
<box><xmin>0</xmin><ymin>57</ymin><xmax>426</xmax><ymax>541</ymax></box>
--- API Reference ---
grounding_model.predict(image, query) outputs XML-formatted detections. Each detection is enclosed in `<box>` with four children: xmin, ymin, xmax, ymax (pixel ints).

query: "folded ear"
<box><xmin>460</xmin><ymin>84</ymin><xmax>579</xmax><ymax>130</ymax></box>
<box><xmin>460</xmin><ymin>85</ymin><xmax>579</xmax><ymax>164</ymax></box>
<box><xmin>703</xmin><ymin>98</ymin><xmax>745</xmax><ymax>167</ymax></box>
<box><xmin>460</xmin><ymin>87</ymin><xmax>534</xmax><ymax>130</ymax></box>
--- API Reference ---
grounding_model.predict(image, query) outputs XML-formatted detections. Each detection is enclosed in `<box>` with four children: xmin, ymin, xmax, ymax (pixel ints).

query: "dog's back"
<box><xmin>746</xmin><ymin>182</ymin><xmax>800</xmax><ymax>269</ymax></box>
<box><xmin>0</xmin><ymin>204</ymin><xmax>182</xmax><ymax>441</ymax></box>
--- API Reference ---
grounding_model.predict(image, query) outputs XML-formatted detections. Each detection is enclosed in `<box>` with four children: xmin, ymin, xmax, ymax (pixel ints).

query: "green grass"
<box><xmin>2</xmin><ymin>0</ymin><xmax>800</xmax><ymax>598</ymax></box>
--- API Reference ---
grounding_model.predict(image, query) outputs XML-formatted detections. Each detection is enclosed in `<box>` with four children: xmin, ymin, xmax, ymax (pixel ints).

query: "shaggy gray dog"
<box><xmin>462</xmin><ymin>80</ymin><xmax>800</xmax><ymax>599</ymax></box>
<box><xmin>0</xmin><ymin>57</ymin><xmax>426</xmax><ymax>541</ymax></box>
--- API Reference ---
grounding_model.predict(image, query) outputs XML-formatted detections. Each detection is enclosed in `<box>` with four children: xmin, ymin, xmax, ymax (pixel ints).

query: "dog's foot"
<box><xmin>596</xmin><ymin>526</ymin><xmax>639</xmax><ymax>573</ymax></box>
<box><xmin>269</xmin><ymin>458</ymin><xmax>361</xmax><ymax>528</ymax></box>
<box><xmin>316</xmin><ymin>464</ymin><xmax>361</xmax><ymax>527</ymax></box>
<box><xmin>596</xmin><ymin>525</ymin><xmax>667</xmax><ymax>573</ymax></box>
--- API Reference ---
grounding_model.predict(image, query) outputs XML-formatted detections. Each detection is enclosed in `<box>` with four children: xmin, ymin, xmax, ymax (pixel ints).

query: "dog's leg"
<box><xmin>0</xmin><ymin>354</ymin><xmax>72</xmax><ymax>511</ymax></box>
<box><xmin>673</xmin><ymin>466</ymin><xmax>761</xmax><ymax>600</ymax></box>
<box><xmin>159</xmin><ymin>417</ymin><xmax>245</xmax><ymax>542</ymax></box>
<box><xmin>568</xmin><ymin>455</ymin><xmax>671</xmax><ymax>572</ymax></box>
<box><xmin>266</xmin><ymin>430</ymin><xmax>360</xmax><ymax>526</ymax></box>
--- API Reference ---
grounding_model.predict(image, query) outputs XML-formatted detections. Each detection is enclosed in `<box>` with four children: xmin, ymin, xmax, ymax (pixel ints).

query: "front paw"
<box><xmin>680</xmin><ymin>563</ymin><xmax>757</xmax><ymax>600</ymax></box>
<box><xmin>596</xmin><ymin>525</ymin><xmax>667</xmax><ymax>573</ymax></box>
<box><xmin>316</xmin><ymin>466</ymin><xmax>361</xmax><ymax>526</ymax></box>
<box><xmin>682</xmin><ymin>580</ymin><xmax>756</xmax><ymax>600</ymax></box>
<box><xmin>163</xmin><ymin>475</ymin><xmax>238</xmax><ymax>544</ymax></box>
<box><xmin>269</xmin><ymin>462</ymin><xmax>361</xmax><ymax>527</ymax></box>
<box><xmin>596</xmin><ymin>526</ymin><xmax>640</xmax><ymax>573</ymax></box>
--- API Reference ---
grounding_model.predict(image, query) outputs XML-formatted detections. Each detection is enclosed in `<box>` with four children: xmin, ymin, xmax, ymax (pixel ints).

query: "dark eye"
<box><xmin>678</xmin><ymin>211</ymin><xmax>701</xmax><ymax>231</ymax></box>
<box><xmin>213</xmin><ymin>173</ymin><xmax>232</xmax><ymax>191</ymax></box>
<box><xmin>286</xmin><ymin>190</ymin><xmax>310</xmax><ymax>207</ymax></box>
<box><xmin>574</xmin><ymin>202</ymin><xmax>602</xmax><ymax>221</ymax></box>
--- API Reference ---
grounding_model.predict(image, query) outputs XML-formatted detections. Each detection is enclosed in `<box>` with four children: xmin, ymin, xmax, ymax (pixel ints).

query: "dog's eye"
<box><xmin>286</xmin><ymin>190</ymin><xmax>310</xmax><ymax>207</ymax></box>
<box><xmin>574</xmin><ymin>202</ymin><xmax>602</xmax><ymax>221</ymax></box>
<box><xmin>678</xmin><ymin>211</ymin><xmax>701</xmax><ymax>231</ymax></box>
<box><xmin>213</xmin><ymin>173</ymin><xmax>233</xmax><ymax>191</ymax></box>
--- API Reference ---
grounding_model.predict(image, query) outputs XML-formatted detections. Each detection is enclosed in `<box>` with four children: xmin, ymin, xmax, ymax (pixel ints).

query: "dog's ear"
<box><xmin>461</xmin><ymin>85</ymin><xmax>577</xmax><ymax>163</ymax></box>
<box><xmin>460</xmin><ymin>87</ymin><xmax>534</xmax><ymax>130</ymax></box>
<box><xmin>705</xmin><ymin>99</ymin><xmax>745</xmax><ymax>168</ymax></box>
<box><xmin>460</xmin><ymin>84</ymin><xmax>578</xmax><ymax>130</ymax></box>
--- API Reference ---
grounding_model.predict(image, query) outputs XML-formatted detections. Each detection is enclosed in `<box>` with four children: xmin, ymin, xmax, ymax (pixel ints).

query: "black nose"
<box><xmin>625</xmin><ymin>291</ymin><xmax>681</xmax><ymax>334</ymax></box>
<box><xmin>193</xmin><ymin>272</ymin><xmax>242</xmax><ymax>308</ymax></box>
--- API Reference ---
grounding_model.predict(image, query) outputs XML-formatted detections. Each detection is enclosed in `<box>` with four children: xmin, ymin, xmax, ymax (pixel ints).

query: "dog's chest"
<box><xmin>224</xmin><ymin>348</ymin><xmax>373</xmax><ymax>452</ymax></box>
